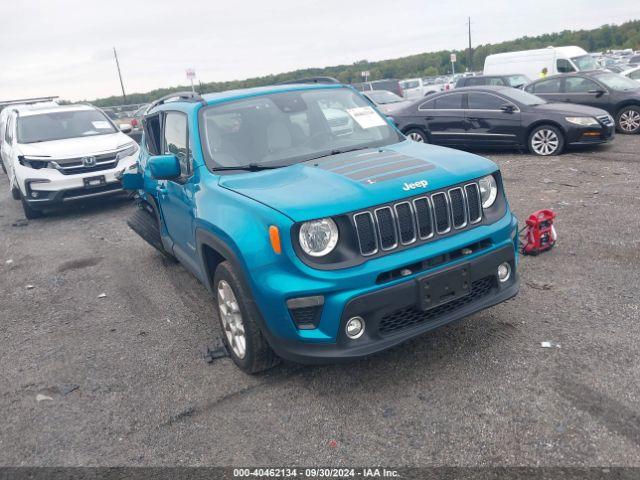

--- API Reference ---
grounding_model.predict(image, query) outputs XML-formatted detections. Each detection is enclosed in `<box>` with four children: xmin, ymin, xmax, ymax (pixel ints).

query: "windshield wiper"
<box><xmin>211</xmin><ymin>163</ymin><xmax>286</xmax><ymax>172</ymax></box>
<box><xmin>307</xmin><ymin>146</ymin><xmax>373</xmax><ymax>163</ymax></box>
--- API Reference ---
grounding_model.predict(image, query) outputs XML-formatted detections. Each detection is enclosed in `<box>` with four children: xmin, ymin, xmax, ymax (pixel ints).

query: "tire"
<box><xmin>0</xmin><ymin>159</ymin><xmax>6</xmax><ymax>174</ymax></box>
<box><xmin>404</xmin><ymin>128</ymin><xmax>429</xmax><ymax>143</ymax></box>
<box><xmin>126</xmin><ymin>204</ymin><xmax>176</xmax><ymax>261</ymax></box>
<box><xmin>20</xmin><ymin>194</ymin><xmax>43</xmax><ymax>219</ymax></box>
<box><xmin>11</xmin><ymin>185</ymin><xmax>21</xmax><ymax>200</ymax></box>
<box><xmin>214</xmin><ymin>261</ymin><xmax>279</xmax><ymax>374</ymax></box>
<box><xmin>528</xmin><ymin>125</ymin><xmax>564</xmax><ymax>156</ymax></box>
<box><xmin>616</xmin><ymin>106</ymin><xmax>640</xmax><ymax>134</ymax></box>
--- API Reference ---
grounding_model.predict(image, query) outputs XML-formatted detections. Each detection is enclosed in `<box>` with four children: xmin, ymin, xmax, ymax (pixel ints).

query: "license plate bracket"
<box><xmin>418</xmin><ymin>264</ymin><xmax>471</xmax><ymax>311</ymax></box>
<box><xmin>83</xmin><ymin>175</ymin><xmax>106</xmax><ymax>188</ymax></box>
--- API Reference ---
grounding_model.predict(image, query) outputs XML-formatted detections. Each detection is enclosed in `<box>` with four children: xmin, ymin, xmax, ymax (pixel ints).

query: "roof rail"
<box><xmin>279</xmin><ymin>76</ymin><xmax>341</xmax><ymax>85</ymax></box>
<box><xmin>0</xmin><ymin>96</ymin><xmax>59</xmax><ymax>107</ymax></box>
<box><xmin>148</xmin><ymin>91</ymin><xmax>204</xmax><ymax>110</ymax></box>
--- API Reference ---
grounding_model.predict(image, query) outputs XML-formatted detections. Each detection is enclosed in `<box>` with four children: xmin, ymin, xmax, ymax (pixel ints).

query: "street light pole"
<box><xmin>467</xmin><ymin>17</ymin><xmax>473</xmax><ymax>71</ymax></box>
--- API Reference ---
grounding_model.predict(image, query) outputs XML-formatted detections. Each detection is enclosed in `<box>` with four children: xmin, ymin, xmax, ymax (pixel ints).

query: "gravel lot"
<box><xmin>1</xmin><ymin>135</ymin><xmax>639</xmax><ymax>467</ymax></box>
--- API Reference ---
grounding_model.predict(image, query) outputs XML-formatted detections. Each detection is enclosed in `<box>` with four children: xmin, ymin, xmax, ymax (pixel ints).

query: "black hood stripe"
<box><xmin>345</xmin><ymin>159</ymin><xmax>430</xmax><ymax>181</ymax></box>
<box><xmin>329</xmin><ymin>154</ymin><xmax>412</xmax><ymax>175</ymax></box>
<box><xmin>359</xmin><ymin>164</ymin><xmax>436</xmax><ymax>184</ymax></box>
<box><xmin>314</xmin><ymin>150</ymin><xmax>401</xmax><ymax>170</ymax></box>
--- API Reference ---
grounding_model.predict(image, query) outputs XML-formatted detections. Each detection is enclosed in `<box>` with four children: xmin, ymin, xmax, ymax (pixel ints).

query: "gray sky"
<box><xmin>0</xmin><ymin>0</ymin><xmax>637</xmax><ymax>102</ymax></box>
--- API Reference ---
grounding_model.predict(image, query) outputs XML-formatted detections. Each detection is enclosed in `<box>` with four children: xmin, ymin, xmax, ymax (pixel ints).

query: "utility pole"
<box><xmin>113</xmin><ymin>47</ymin><xmax>127</xmax><ymax>104</ymax></box>
<box><xmin>467</xmin><ymin>17</ymin><xmax>473</xmax><ymax>71</ymax></box>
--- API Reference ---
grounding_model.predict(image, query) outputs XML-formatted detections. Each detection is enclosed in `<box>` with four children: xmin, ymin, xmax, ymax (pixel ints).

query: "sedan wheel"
<box><xmin>217</xmin><ymin>279</ymin><xmax>246</xmax><ymax>359</ymax></box>
<box><xmin>618</xmin><ymin>107</ymin><xmax>640</xmax><ymax>134</ymax></box>
<box><xmin>405</xmin><ymin>129</ymin><xmax>428</xmax><ymax>143</ymax></box>
<box><xmin>529</xmin><ymin>126</ymin><xmax>563</xmax><ymax>156</ymax></box>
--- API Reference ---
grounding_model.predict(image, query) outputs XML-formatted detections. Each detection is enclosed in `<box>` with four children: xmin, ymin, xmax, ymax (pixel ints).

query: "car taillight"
<box><xmin>131</xmin><ymin>119</ymin><xmax>138</xmax><ymax>127</ymax></box>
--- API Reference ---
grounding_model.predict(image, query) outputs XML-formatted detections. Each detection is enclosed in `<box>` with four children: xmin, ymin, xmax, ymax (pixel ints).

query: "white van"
<box><xmin>484</xmin><ymin>46</ymin><xmax>598</xmax><ymax>80</ymax></box>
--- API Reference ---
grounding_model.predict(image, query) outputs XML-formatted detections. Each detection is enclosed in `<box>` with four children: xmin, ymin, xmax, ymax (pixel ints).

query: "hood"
<box><xmin>532</xmin><ymin>102</ymin><xmax>610</xmax><ymax>117</ymax></box>
<box><xmin>377</xmin><ymin>101</ymin><xmax>413</xmax><ymax>115</ymax></box>
<box><xmin>16</xmin><ymin>132</ymin><xmax>134</xmax><ymax>159</ymax></box>
<box><xmin>219</xmin><ymin>140</ymin><xmax>497</xmax><ymax>222</ymax></box>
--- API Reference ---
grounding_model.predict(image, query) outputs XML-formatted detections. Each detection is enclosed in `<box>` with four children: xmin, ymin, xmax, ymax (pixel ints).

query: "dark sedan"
<box><xmin>525</xmin><ymin>71</ymin><xmax>640</xmax><ymax>134</ymax></box>
<box><xmin>391</xmin><ymin>86</ymin><xmax>615</xmax><ymax>156</ymax></box>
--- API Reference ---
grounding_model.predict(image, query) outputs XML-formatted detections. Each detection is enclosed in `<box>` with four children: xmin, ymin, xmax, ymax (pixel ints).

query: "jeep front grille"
<box><xmin>353</xmin><ymin>182</ymin><xmax>483</xmax><ymax>256</ymax></box>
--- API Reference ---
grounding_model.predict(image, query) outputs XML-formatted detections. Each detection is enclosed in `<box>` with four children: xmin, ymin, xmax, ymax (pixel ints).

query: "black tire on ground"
<box><xmin>20</xmin><ymin>194</ymin><xmax>43</xmax><ymax>219</ymax></box>
<box><xmin>404</xmin><ymin>128</ymin><xmax>429</xmax><ymax>143</ymax></box>
<box><xmin>0</xmin><ymin>159</ymin><xmax>6</xmax><ymax>174</ymax></box>
<box><xmin>126</xmin><ymin>204</ymin><xmax>176</xmax><ymax>261</ymax></box>
<box><xmin>528</xmin><ymin>124</ymin><xmax>565</xmax><ymax>156</ymax></box>
<box><xmin>214</xmin><ymin>261</ymin><xmax>280</xmax><ymax>374</ymax></box>
<box><xmin>11</xmin><ymin>185</ymin><xmax>21</xmax><ymax>200</ymax></box>
<box><xmin>616</xmin><ymin>106</ymin><xmax>640</xmax><ymax>134</ymax></box>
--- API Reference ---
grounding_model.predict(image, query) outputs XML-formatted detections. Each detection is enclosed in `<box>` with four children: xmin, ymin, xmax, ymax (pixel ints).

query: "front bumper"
<box><xmin>266</xmin><ymin>243</ymin><xmax>519</xmax><ymax>364</ymax></box>
<box><xmin>17</xmin><ymin>156</ymin><xmax>136</xmax><ymax>208</ymax></box>
<box><xmin>566</xmin><ymin>124</ymin><xmax>615</xmax><ymax>145</ymax></box>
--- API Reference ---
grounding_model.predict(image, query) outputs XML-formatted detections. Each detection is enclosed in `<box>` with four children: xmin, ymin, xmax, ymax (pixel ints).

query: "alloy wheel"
<box><xmin>619</xmin><ymin>109</ymin><xmax>640</xmax><ymax>133</ymax></box>
<box><xmin>531</xmin><ymin>128</ymin><xmax>560</xmax><ymax>156</ymax></box>
<box><xmin>408</xmin><ymin>132</ymin><xmax>425</xmax><ymax>143</ymax></box>
<box><xmin>217</xmin><ymin>280</ymin><xmax>246</xmax><ymax>359</ymax></box>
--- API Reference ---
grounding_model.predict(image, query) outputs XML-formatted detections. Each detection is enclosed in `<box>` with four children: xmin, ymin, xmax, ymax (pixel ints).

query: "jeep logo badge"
<box><xmin>402</xmin><ymin>180</ymin><xmax>428</xmax><ymax>191</ymax></box>
<box><xmin>82</xmin><ymin>156</ymin><xmax>96</xmax><ymax>167</ymax></box>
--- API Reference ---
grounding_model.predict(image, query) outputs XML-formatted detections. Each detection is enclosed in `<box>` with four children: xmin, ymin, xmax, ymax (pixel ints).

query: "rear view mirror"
<box><xmin>119</xmin><ymin>123</ymin><xmax>133</xmax><ymax>134</ymax></box>
<box><xmin>149</xmin><ymin>154</ymin><xmax>181</xmax><ymax>180</ymax></box>
<box><xmin>500</xmin><ymin>103</ymin><xmax>516</xmax><ymax>113</ymax></box>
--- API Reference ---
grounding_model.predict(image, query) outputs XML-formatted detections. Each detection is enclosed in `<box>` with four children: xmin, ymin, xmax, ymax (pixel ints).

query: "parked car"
<box><xmin>0</xmin><ymin>103</ymin><xmax>139</xmax><ymax>218</ymax></box>
<box><xmin>484</xmin><ymin>46</ymin><xmax>597</xmax><ymax>80</ymax></box>
<box><xmin>626</xmin><ymin>54</ymin><xmax>640</xmax><ymax>67</ymax></box>
<box><xmin>525</xmin><ymin>71</ymin><xmax>640</xmax><ymax>134</ymax></box>
<box><xmin>455</xmin><ymin>74</ymin><xmax>531</xmax><ymax>89</ymax></box>
<box><xmin>391</xmin><ymin>86</ymin><xmax>615</xmax><ymax>156</ymax></box>
<box><xmin>621</xmin><ymin>66</ymin><xmax>640</xmax><ymax>83</ymax></box>
<box><xmin>361</xmin><ymin>89</ymin><xmax>411</xmax><ymax>114</ymax></box>
<box><xmin>399</xmin><ymin>78</ymin><xmax>443</xmax><ymax>99</ymax></box>
<box><xmin>353</xmin><ymin>79</ymin><xmax>403</xmax><ymax>98</ymax></box>
<box><xmin>122</xmin><ymin>85</ymin><xmax>519</xmax><ymax>373</ymax></box>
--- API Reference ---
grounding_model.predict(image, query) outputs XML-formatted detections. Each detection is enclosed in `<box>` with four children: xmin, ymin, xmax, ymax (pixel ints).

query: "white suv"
<box><xmin>0</xmin><ymin>103</ymin><xmax>138</xmax><ymax>218</ymax></box>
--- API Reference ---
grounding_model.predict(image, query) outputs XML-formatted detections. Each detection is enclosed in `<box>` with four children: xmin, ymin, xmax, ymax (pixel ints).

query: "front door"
<box><xmin>562</xmin><ymin>76</ymin><xmax>611</xmax><ymax>111</ymax></box>
<box><xmin>156</xmin><ymin>111</ymin><xmax>199</xmax><ymax>270</ymax></box>
<box><xmin>464</xmin><ymin>92</ymin><xmax>521</xmax><ymax>146</ymax></box>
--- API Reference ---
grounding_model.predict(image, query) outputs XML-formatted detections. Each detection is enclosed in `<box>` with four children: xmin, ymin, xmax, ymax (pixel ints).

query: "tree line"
<box><xmin>90</xmin><ymin>19</ymin><xmax>640</xmax><ymax>107</ymax></box>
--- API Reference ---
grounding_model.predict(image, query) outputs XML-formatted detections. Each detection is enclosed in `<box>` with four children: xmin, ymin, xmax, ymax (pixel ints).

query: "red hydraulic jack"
<box><xmin>521</xmin><ymin>209</ymin><xmax>557</xmax><ymax>255</ymax></box>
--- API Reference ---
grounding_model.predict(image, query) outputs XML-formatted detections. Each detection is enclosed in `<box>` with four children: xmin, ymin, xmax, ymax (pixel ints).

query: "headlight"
<box><xmin>565</xmin><ymin>116</ymin><xmax>599</xmax><ymax>127</ymax></box>
<box><xmin>299</xmin><ymin>218</ymin><xmax>339</xmax><ymax>257</ymax></box>
<box><xmin>116</xmin><ymin>143</ymin><xmax>139</xmax><ymax>160</ymax></box>
<box><xmin>478</xmin><ymin>175</ymin><xmax>498</xmax><ymax>209</ymax></box>
<box><xmin>18</xmin><ymin>156</ymin><xmax>51</xmax><ymax>170</ymax></box>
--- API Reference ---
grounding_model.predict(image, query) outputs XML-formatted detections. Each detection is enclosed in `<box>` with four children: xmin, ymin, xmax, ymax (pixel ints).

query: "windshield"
<box><xmin>200</xmin><ymin>88</ymin><xmax>402</xmax><ymax>170</ymax></box>
<box><xmin>571</xmin><ymin>55</ymin><xmax>598</xmax><ymax>71</ymax></box>
<box><xmin>506</xmin><ymin>75</ymin><xmax>530</xmax><ymax>87</ymax></box>
<box><xmin>367</xmin><ymin>90</ymin><xmax>403</xmax><ymax>104</ymax></box>
<box><xmin>504</xmin><ymin>89</ymin><xmax>547</xmax><ymax>106</ymax></box>
<box><xmin>17</xmin><ymin>109</ymin><xmax>116</xmax><ymax>143</ymax></box>
<box><xmin>593</xmin><ymin>72</ymin><xmax>640</xmax><ymax>91</ymax></box>
<box><xmin>402</xmin><ymin>80</ymin><xmax>420</xmax><ymax>89</ymax></box>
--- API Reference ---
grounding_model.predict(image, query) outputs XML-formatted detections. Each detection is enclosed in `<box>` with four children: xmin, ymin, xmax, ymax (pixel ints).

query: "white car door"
<box><xmin>1</xmin><ymin>114</ymin><xmax>16</xmax><ymax>180</ymax></box>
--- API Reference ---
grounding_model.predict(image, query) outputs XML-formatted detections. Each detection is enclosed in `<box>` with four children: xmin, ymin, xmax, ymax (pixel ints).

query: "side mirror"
<box><xmin>119</xmin><ymin>123</ymin><xmax>133</xmax><ymax>134</ymax></box>
<box><xmin>149</xmin><ymin>154</ymin><xmax>181</xmax><ymax>180</ymax></box>
<box><xmin>500</xmin><ymin>103</ymin><xmax>516</xmax><ymax>113</ymax></box>
<box><xmin>587</xmin><ymin>89</ymin><xmax>606</xmax><ymax>97</ymax></box>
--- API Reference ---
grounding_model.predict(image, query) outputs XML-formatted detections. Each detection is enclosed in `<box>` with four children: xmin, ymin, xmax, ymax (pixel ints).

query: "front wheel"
<box><xmin>214</xmin><ymin>261</ymin><xmax>279</xmax><ymax>374</ymax></box>
<box><xmin>616</xmin><ymin>106</ymin><xmax>640</xmax><ymax>134</ymax></box>
<box><xmin>404</xmin><ymin>128</ymin><xmax>429</xmax><ymax>143</ymax></box>
<box><xmin>528</xmin><ymin>125</ymin><xmax>564</xmax><ymax>156</ymax></box>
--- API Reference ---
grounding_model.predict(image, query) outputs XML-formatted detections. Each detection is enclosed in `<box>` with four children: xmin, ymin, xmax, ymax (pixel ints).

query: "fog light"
<box><xmin>345</xmin><ymin>316</ymin><xmax>365</xmax><ymax>339</ymax></box>
<box><xmin>497</xmin><ymin>262</ymin><xmax>511</xmax><ymax>283</ymax></box>
<box><xmin>31</xmin><ymin>191</ymin><xmax>39</xmax><ymax>198</ymax></box>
